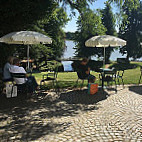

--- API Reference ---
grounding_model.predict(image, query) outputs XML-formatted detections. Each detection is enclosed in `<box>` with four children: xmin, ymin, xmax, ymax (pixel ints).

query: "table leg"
<box><xmin>102</xmin><ymin>74</ymin><xmax>104</xmax><ymax>88</ymax></box>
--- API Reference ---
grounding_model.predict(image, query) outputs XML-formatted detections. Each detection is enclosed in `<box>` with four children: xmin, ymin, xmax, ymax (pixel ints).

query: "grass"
<box><xmin>32</xmin><ymin>61</ymin><xmax>142</xmax><ymax>89</ymax></box>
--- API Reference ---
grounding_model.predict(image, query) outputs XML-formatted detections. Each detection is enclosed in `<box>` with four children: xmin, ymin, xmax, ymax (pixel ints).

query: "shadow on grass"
<box><xmin>0</xmin><ymin>88</ymin><xmax>109</xmax><ymax>141</ymax></box>
<box><xmin>128</xmin><ymin>85</ymin><xmax>142</xmax><ymax>95</ymax></box>
<box><xmin>110</xmin><ymin>62</ymin><xmax>138</xmax><ymax>70</ymax></box>
<box><xmin>40</xmin><ymin>80</ymin><xmax>88</xmax><ymax>90</ymax></box>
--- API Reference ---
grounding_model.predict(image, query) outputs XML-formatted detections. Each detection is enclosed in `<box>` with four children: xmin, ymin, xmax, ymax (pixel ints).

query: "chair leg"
<box><xmin>114</xmin><ymin>79</ymin><xmax>117</xmax><ymax>93</ymax></box>
<box><xmin>40</xmin><ymin>80</ymin><xmax>45</xmax><ymax>89</ymax></box>
<box><xmin>40</xmin><ymin>81</ymin><xmax>42</xmax><ymax>89</ymax></box>
<box><xmin>138</xmin><ymin>73</ymin><xmax>142</xmax><ymax>84</ymax></box>
<box><xmin>80</xmin><ymin>80</ymin><xmax>84</xmax><ymax>89</ymax></box>
<box><xmin>52</xmin><ymin>80</ymin><xmax>55</xmax><ymax>88</ymax></box>
<box><xmin>121</xmin><ymin>77</ymin><xmax>125</xmax><ymax>88</ymax></box>
<box><xmin>117</xmin><ymin>78</ymin><xmax>120</xmax><ymax>85</ymax></box>
<box><xmin>107</xmin><ymin>81</ymin><xmax>109</xmax><ymax>88</ymax></box>
<box><xmin>99</xmin><ymin>77</ymin><xmax>101</xmax><ymax>86</ymax></box>
<box><xmin>75</xmin><ymin>78</ymin><xmax>79</xmax><ymax>88</ymax></box>
<box><xmin>53</xmin><ymin>79</ymin><xmax>59</xmax><ymax>93</ymax></box>
<box><xmin>55</xmin><ymin>79</ymin><xmax>60</xmax><ymax>94</ymax></box>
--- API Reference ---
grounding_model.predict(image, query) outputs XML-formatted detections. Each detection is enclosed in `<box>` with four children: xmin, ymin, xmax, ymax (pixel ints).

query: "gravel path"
<box><xmin>0</xmin><ymin>85</ymin><xmax>142</xmax><ymax>142</ymax></box>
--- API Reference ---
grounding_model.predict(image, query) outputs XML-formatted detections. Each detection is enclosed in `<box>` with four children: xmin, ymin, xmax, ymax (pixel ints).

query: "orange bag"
<box><xmin>88</xmin><ymin>83</ymin><xmax>98</xmax><ymax>95</ymax></box>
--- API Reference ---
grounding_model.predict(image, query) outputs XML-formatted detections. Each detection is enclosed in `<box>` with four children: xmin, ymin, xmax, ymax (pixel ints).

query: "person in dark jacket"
<box><xmin>77</xmin><ymin>58</ymin><xmax>95</xmax><ymax>81</ymax></box>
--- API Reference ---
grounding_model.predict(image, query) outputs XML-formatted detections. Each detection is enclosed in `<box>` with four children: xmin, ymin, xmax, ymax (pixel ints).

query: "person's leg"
<box><xmin>27</xmin><ymin>76</ymin><xmax>38</xmax><ymax>92</ymax></box>
<box><xmin>88</xmin><ymin>74</ymin><xmax>96</xmax><ymax>83</ymax></box>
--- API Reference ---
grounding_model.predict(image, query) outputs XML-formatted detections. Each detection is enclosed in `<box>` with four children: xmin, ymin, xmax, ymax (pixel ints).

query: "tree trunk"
<box><xmin>126</xmin><ymin>54</ymin><xmax>129</xmax><ymax>62</ymax></box>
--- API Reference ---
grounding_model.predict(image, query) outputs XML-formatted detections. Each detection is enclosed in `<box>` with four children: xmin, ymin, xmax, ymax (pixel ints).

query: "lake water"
<box><xmin>62</xmin><ymin>40</ymin><xmax>141</xmax><ymax>71</ymax></box>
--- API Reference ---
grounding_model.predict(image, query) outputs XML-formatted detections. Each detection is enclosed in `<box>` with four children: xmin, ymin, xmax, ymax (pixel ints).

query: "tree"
<box><xmin>0</xmin><ymin>0</ymin><xmax>125</xmax><ymax>68</ymax></box>
<box><xmin>65</xmin><ymin>32</ymin><xmax>75</xmax><ymax>40</ymax></box>
<box><xmin>0</xmin><ymin>1</ymin><xmax>68</xmax><ymax>69</ymax></box>
<box><xmin>100</xmin><ymin>2</ymin><xmax>117</xmax><ymax>63</ymax></box>
<box><xmin>58</xmin><ymin>0</ymin><xmax>124</xmax><ymax>15</ymax></box>
<box><xmin>15</xmin><ymin>7</ymin><xmax>69</xmax><ymax>69</ymax></box>
<box><xmin>74</xmin><ymin>9</ymin><xmax>106</xmax><ymax>58</ymax></box>
<box><xmin>59</xmin><ymin>0</ymin><xmax>123</xmax><ymax>59</ymax></box>
<box><xmin>0</xmin><ymin>0</ymin><xmax>57</xmax><ymax>68</ymax></box>
<box><xmin>119</xmin><ymin>0</ymin><xmax>142</xmax><ymax>60</ymax></box>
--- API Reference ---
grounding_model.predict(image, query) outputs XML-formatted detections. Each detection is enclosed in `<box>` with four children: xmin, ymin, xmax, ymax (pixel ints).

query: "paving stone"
<box><xmin>0</xmin><ymin>86</ymin><xmax>142</xmax><ymax>141</ymax></box>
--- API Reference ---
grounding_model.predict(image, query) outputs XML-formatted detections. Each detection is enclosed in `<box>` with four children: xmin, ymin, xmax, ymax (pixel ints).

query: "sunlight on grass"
<box><xmin>32</xmin><ymin>62</ymin><xmax>142</xmax><ymax>89</ymax></box>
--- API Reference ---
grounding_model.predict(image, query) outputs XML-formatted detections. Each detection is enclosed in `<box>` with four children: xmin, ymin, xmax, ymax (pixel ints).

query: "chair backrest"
<box><xmin>10</xmin><ymin>72</ymin><xmax>27</xmax><ymax>84</ymax></box>
<box><xmin>102</xmin><ymin>69</ymin><xmax>117</xmax><ymax>79</ymax></box>
<box><xmin>43</xmin><ymin>66</ymin><xmax>58</xmax><ymax>80</ymax></box>
<box><xmin>11</xmin><ymin>73</ymin><xmax>26</xmax><ymax>78</ymax></box>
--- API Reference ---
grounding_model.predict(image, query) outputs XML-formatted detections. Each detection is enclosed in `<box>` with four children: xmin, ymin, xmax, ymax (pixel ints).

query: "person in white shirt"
<box><xmin>9</xmin><ymin>59</ymin><xmax>27</xmax><ymax>84</ymax></box>
<box><xmin>9</xmin><ymin>58</ymin><xmax>38</xmax><ymax>92</ymax></box>
<box><xmin>3</xmin><ymin>56</ymin><xmax>14</xmax><ymax>81</ymax></box>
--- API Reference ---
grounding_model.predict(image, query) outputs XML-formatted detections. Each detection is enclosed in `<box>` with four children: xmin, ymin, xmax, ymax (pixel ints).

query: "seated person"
<box><xmin>9</xmin><ymin>58</ymin><xmax>38</xmax><ymax>93</ymax></box>
<box><xmin>88</xmin><ymin>75</ymin><xmax>98</xmax><ymax>95</ymax></box>
<box><xmin>3</xmin><ymin>56</ymin><xmax>14</xmax><ymax>82</ymax></box>
<box><xmin>77</xmin><ymin>58</ymin><xmax>95</xmax><ymax>81</ymax></box>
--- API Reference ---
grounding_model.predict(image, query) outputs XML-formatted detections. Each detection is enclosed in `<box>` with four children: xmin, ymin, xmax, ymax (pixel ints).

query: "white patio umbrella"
<box><xmin>85</xmin><ymin>35</ymin><xmax>126</xmax><ymax>67</ymax></box>
<box><xmin>0</xmin><ymin>31</ymin><xmax>52</xmax><ymax>70</ymax></box>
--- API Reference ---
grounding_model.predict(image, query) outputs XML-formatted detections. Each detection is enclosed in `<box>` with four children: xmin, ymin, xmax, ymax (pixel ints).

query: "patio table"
<box><xmin>96</xmin><ymin>68</ymin><xmax>116</xmax><ymax>88</ymax></box>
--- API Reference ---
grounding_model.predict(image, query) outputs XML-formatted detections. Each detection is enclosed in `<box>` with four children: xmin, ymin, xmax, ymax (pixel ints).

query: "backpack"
<box><xmin>88</xmin><ymin>83</ymin><xmax>98</xmax><ymax>95</ymax></box>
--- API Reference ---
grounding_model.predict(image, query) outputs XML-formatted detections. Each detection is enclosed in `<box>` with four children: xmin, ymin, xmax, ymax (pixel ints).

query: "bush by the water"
<box><xmin>71</xmin><ymin>60</ymin><xmax>103</xmax><ymax>71</ymax></box>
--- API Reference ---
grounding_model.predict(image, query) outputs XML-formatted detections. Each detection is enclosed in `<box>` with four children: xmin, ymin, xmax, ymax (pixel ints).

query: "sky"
<box><xmin>63</xmin><ymin>0</ymin><xmax>118</xmax><ymax>32</ymax></box>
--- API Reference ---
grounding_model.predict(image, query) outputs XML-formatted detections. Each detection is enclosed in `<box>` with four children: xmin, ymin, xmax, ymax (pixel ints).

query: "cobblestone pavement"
<box><xmin>0</xmin><ymin>85</ymin><xmax>142</xmax><ymax>142</ymax></box>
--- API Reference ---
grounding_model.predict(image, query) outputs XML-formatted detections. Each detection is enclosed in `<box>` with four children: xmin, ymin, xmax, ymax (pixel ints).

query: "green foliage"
<box><xmin>0</xmin><ymin>0</ymin><xmax>56</xmax><ymax>35</ymax></box>
<box><xmin>34</xmin><ymin>61</ymin><xmax>142</xmax><ymax>88</ymax></box>
<box><xmin>72</xmin><ymin>60</ymin><xmax>103</xmax><ymax>71</ymax></box>
<box><xmin>100</xmin><ymin>2</ymin><xmax>117</xmax><ymax>63</ymax></box>
<box><xmin>0</xmin><ymin>1</ymin><xmax>68</xmax><ymax>69</ymax></box>
<box><xmin>65</xmin><ymin>32</ymin><xmax>75</xmax><ymax>40</ymax></box>
<box><xmin>58</xmin><ymin>0</ymin><xmax>124</xmax><ymax>15</ymax></box>
<box><xmin>25</xmin><ymin>7</ymin><xmax>69</xmax><ymax>69</ymax></box>
<box><xmin>0</xmin><ymin>0</ymin><xmax>57</xmax><ymax>67</ymax></box>
<box><xmin>119</xmin><ymin>0</ymin><xmax>142</xmax><ymax>60</ymax></box>
<box><xmin>0</xmin><ymin>0</ymin><xmax>125</xmax><ymax>69</ymax></box>
<box><xmin>101</xmin><ymin>2</ymin><xmax>117</xmax><ymax>36</ymax></box>
<box><xmin>74</xmin><ymin>9</ymin><xmax>106</xmax><ymax>57</ymax></box>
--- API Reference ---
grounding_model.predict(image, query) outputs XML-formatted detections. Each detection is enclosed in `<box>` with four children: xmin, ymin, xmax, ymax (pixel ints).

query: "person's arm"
<box><xmin>85</xmin><ymin>64</ymin><xmax>90</xmax><ymax>74</ymax></box>
<box><xmin>85</xmin><ymin>67</ymin><xmax>90</xmax><ymax>74</ymax></box>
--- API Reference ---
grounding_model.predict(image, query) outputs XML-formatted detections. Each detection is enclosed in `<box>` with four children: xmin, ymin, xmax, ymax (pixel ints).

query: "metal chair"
<box><xmin>6</xmin><ymin>73</ymin><xmax>28</xmax><ymax>98</ymax></box>
<box><xmin>40</xmin><ymin>66</ymin><xmax>58</xmax><ymax>89</ymax></box>
<box><xmin>116</xmin><ymin>70</ymin><xmax>125</xmax><ymax>88</ymax></box>
<box><xmin>99</xmin><ymin>69</ymin><xmax>117</xmax><ymax>92</ymax></box>
<box><xmin>138</xmin><ymin>66</ymin><xmax>142</xmax><ymax>84</ymax></box>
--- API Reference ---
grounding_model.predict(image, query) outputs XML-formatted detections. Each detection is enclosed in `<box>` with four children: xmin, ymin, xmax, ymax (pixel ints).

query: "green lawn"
<box><xmin>33</xmin><ymin>61</ymin><xmax>142</xmax><ymax>89</ymax></box>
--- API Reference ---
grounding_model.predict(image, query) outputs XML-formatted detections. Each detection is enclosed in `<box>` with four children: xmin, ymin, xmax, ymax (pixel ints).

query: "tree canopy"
<box><xmin>0</xmin><ymin>0</ymin><xmax>141</xmax><ymax>69</ymax></box>
<box><xmin>74</xmin><ymin>9</ymin><xmax>106</xmax><ymax>58</ymax></box>
<box><xmin>0</xmin><ymin>0</ymin><xmax>68</xmax><ymax>68</ymax></box>
<box><xmin>119</xmin><ymin>0</ymin><xmax>142</xmax><ymax>60</ymax></box>
<box><xmin>100</xmin><ymin>2</ymin><xmax>117</xmax><ymax>63</ymax></box>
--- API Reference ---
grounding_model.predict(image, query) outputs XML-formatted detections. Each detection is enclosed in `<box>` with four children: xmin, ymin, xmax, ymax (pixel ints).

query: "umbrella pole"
<box><xmin>27</xmin><ymin>45</ymin><xmax>30</xmax><ymax>70</ymax></box>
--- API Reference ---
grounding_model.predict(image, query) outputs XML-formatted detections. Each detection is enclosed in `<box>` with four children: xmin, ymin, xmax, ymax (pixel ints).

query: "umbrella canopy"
<box><xmin>0</xmin><ymin>31</ymin><xmax>52</xmax><ymax>70</ymax></box>
<box><xmin>0</xmin><ymin>31</ymin><xmax>52</xmax><ymax>44</ymax></box>
<box><xmin>85</xmin><ymin>35</ymin><xmax>126</xmax><ymax>47</ymax></box>
<box><xmin>85</xmin><ymin>35</ymin><xmax>126</xmax><ymax>67</ymax></box>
